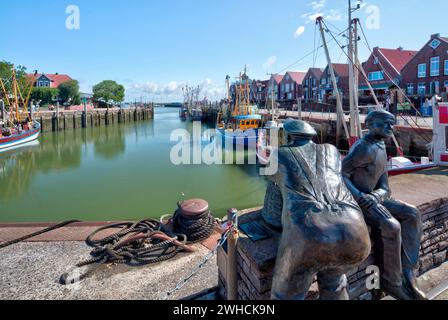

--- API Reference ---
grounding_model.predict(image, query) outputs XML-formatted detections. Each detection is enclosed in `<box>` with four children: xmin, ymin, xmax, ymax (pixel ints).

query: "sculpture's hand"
<box><xmin>372</xmin><ymin>204</ymin><xmax>393</xmax><ymax>219</ymax></box>
<box><xmin>363</xmin><ymin>203</ymin><xmax>393</xmax><ymax>220</ymax></box>
<box><xmin>357</xmin><ymin>193</ymin><xmax>378</xmax><ymax>210</ymax></box>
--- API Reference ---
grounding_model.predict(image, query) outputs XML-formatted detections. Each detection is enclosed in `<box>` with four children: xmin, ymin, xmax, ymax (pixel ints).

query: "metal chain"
<box><xmin>160</xmin><ymin>227</ymin><xmax>232</xmax><ymax>300</ymax></box>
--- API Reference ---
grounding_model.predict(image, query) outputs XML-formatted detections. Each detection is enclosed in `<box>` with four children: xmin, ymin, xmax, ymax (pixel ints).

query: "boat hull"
<box><xmin>217</xmin><ymin>128</ymin><xmax>259</xmax><ymax>147</ymax></box>
<box><xmin>387</xmin><ymin>164</ymin><xmax>436</xmax><ymax>176</ymax></box>
<box><xmin>0</xmin><ymin>122</ymin><xmax>41</xmax><ymax>153</ymax></box>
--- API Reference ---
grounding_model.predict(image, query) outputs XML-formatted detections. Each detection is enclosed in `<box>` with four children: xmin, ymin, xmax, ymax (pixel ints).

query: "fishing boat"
<box><xmin>256</xmin><ymin>5</ymin><xmax>439</xmax><ymax>175</ymax></box>
<box><xmin>0</xmin><ymin>122</ymin><xmax>41</xmax><ymax>153</ymax></box>
<box><xmin>182</xmin><ymin>85</ymin><xmax>204</xmax><ymax>122</ymax></box>
<box><xmin>0</xmin><ymin>67</ymin><xmax>40</xmax><ymax>153</ymax></box>
<box><xmin>189</xmin><ymin>107</ymin><xmax>203</xmax><ymax>121</ymax></box>
<box><xmin>313</xmin><ymin>9</ymin><xmax>436</xmax><ymax>175</ymax></box>
<box><xmin>216</xmin><ymin>70</ymin><xmax>262</xmax><ymax>147</ymax></box>
<box><xmin>179</xmin><ymin>106</ymin><xmax>188</xmax><ymax>120</ymax></box>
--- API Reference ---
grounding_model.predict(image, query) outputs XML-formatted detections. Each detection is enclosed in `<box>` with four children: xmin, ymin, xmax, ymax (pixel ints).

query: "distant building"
<box><xmin>279</xmin><ymin>71</ymin><xmax>306</xmax><ymax>102</ymax></box>
<box><xmin>303</xmin><ymin>68</ymin><xmax>324</xmax><ymax>102</ymax></box>
<box><xmin>28</xmin><ymin>73</ymin><xmax>73</xmax><ymax>89</ymax></box>
<box><xmin>360</xmin><ymin>47</ymin><xmax>417</xmax><ymax>96</ymax></box>
<box><xmin>401</xmin><ymin>33</ymin><xmax>448</xmax><ymax>100</ymax></box>
<box><xmin>320</xmin><ymin>63</ymin><xmax>350</xmax><ymax>102</ymax></box>
<box><xmin>267</xmin><ymin>74</ymin><xmax>284</xmax><ymax>101</ymax></box>
<box><xmin>251</xmin><ymin>80</ymin><xmax>269</xmax><ymax>106</ymax></box>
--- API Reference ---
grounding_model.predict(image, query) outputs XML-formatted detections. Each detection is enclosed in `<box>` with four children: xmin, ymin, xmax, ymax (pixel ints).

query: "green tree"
<box><xmin>0</xmin><ymin>60</ymin><xmax>30</xmax><ymax>105</ymax></box>
<box><xmin>58</xmin><ymin>80</ymin><xmax>80</xmax><ymax>105</ymax></box>
<box><xmin>93</xmin><ymin>80</ymin><xmax>125</xmax><ymax>107</ymax></box>
<box><xmin>31</xmin><ymin>88</ymin><xmax>59</xmax><ymax>105</ymax></box>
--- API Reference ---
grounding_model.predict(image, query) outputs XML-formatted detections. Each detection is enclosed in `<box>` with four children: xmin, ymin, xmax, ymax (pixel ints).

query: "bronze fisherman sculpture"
<box><xmin>270</xmin><ymin>119</ymin><xmax>371</xmax><ymax>300</ymax></box>
<box><xmin>342</xmin><ymin>110</ymin><xmax>426</xmax><ymax>300</ymax></box>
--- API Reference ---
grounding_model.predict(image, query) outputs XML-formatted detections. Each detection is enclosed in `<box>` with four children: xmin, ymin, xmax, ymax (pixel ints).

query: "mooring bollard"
<box><xmin>82</xmin><ymin>111</ymin><xmax>87</xmax><ymax>128</ymax></box>
<box><xmin>73</xmin><ymin>113</ymin><xmax>76</xmax><ymax>129</ymax></box>
<box><xmin>227</xmin><ymin>208</ymin><xmax>239</xmax><ymax>301</ymax></box>
<box><xmin>63</xmin><ymin>114</ymin><xmax>67</xmax><ymax>131</ymax></box>
<box><xmin>52</xmin><ymin>112</ymin><xmax>58</xmax><ymax>132</ymax></box>
<box><xmin>90</xmin><ymin>113</ymin><xmax>93</xmax><ymax>127</ymax></box>
<box><xmin>40</xmin><ymin>116</ymin><xmax>44</xmax><ymax>132</ymax></box>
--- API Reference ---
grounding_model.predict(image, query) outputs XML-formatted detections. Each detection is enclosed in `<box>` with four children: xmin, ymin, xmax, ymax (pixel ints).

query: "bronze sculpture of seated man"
<box><xmin>342</xmin><ymin>110</ymin><xmax>426</xmax><ymax>300</ymax></box>
<box><xmin>270</xmin><ymin>119</ymin><xmax>371</xmax><ymax>300</ymax></box>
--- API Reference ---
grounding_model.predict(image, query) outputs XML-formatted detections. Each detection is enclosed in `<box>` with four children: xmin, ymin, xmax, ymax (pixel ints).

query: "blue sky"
<box><xmin>0</xmin><ymin>0</ymin><xmax>446</xmax><ymax>102</ymax></box>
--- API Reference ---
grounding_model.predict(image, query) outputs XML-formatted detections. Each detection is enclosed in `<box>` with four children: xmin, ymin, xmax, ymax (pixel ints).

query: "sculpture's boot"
<box><xmin>317</xmin><ymin>272</ymin><xmax>350</xmax><ymax>300</ymax></box>
<box><xmin>382</xmin><ymin>279</ymin><xmax>414</xmax><ymax>300</ymax></box>
<box><xmin>403</xmin><ymin>268</ymin><xmax>427</xmax><ymax>300</ymax></box>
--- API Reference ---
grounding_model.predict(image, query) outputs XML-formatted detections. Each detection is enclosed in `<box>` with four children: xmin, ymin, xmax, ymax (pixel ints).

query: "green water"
<box><xmin>0</xmin><ymin>108</ymin><xmax>268</xmax><ymax>223</ymax></box>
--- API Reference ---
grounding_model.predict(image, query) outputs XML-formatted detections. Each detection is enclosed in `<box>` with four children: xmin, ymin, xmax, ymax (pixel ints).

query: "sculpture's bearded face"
<box><xmin>368</xmin><ymin>116</ymin><xmax>395</xmax><ymax>140</ymax></box>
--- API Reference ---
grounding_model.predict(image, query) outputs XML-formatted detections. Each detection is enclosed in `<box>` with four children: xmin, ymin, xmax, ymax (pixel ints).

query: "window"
<box><xmin>430</xmin><ymin>81</ymin><xmax>440</xmax><ymax>94</ymax></box>
<box><xmin>429</xmin><ymin>39</ymin><xmax>441</xmax><ymax>50</ymax></box>
<box><xmin>445</xmin><ymin>60</ymin><xmax>448</xmax><ymax>75</ymax></box>
<box><xmin>373</xmin><ymin>56</ymin><xmax>379</xmax><ymax>65</ymax></box>
<box><xmin>418</xmin><ymin>64</ymin><xmax>426</xmax><ymax>78</ymax></box>
<box><xmin>418</xmin><ymin>82</ymin><xmax>426</xmax><ymax>95</ymax></box>
<box><xmin>368</xmin><ymin>71</ymin><xmax>384</xmax><ymax>81</ymax></box>
<box><xmin>407</xmin><ymin>84</ymin><xmax>414</xmax><ymax>95</ymax></box>
<box><xmin>430</xmin><ymin>57</ymin><xmax>440</xmax><ymax>77</ymax></box>
<box><xmin>321</xmin><ymin>78</ymin><xmax>327</xmax><ymax>85</ymax></box>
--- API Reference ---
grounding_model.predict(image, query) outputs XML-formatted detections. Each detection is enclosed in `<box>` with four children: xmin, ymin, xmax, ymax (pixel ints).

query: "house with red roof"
<box><xmin>28</xmin><ymin>73</ymin><xmax>73</xmax><ymax>88</ymax></box>
<box><xmin>279</xmin><ymin>71</ymin><xmax>306</xmax><ymax>105</ymax></box>
<box><xmin>251</xmin><ymin>80</ymin><xmax>269</xmax><ymax>105</ymax></box>
<box><xmin>320</xmin><ymin>63</ymin><xmax>350</xmax><ymax>102</ymax></box>
<box><xmin>401</xmin><ymin>34</ymin><xmax>448</xmax><ymax>102</ymax></box>
<box><xmin>266</xmin><ymin>74</ymin><xmax>284</xmax><ymax>101</ymax></box>
<box><xmin>359</xmin><ymin>46</ymin><xmax>417</xmax><ymax>96</ymax></box>
<box><xmin>303</xmin><ymin>68</ymin><xmax>324</xmax><ymax>102</ymax></box>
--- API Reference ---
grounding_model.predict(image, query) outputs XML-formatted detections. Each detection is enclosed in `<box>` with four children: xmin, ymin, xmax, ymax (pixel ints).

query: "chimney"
<box><xmin>431</xmin><ymin>33</ymin><xmax>440</xmax><ymax>39</ymax></box>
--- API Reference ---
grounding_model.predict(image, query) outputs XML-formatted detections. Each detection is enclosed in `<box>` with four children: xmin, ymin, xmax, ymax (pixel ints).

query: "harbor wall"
<box><xmin>37</xmin><ymin>107</ymin><xmax>154</xmax><ymax>133</ymax></box>
<box><xmin>217</xmin><ymin>197</ymin><xmax>448</xmax><ymax>300</ymax></box>
<box><xmin>261</xmin><ymin>114</ymin><xmax>432</xmax><ymax>157</ymax></box>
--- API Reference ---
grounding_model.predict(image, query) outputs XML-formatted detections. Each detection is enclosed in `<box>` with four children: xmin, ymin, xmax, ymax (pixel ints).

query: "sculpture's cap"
<box><xmin>283</xmin><ymin>119</ymin><xmax>317</xmax><ymax>137</ymax></box>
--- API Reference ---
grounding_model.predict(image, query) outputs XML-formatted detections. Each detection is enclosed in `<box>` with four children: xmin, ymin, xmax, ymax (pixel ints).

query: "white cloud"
<box><xmin>294</xmin><ymin>26</ymin><xmax>306</xmax><ymax>38</ymax></box>
<box><xmin>325</xmin><ymin>9</ymin><xmax>343</xmax><ymax>21</ymax></box>
<box><xmin>263</xmin><ymin>56</ymin><xmax>277</xmax><ymax>70</ymax></box>
<box><xmin>309</xmin><ymin>0</ymin><xmax>326</xmax><ymax>10</ymax></box>
<box><xmin>301</xmin><ymin>0</ymin><xmax>343</xmax><ymax>24</ymax></box>
<box><xmin>126</xmin><ymin>78</ymin><xmax>225</xmax><ymax>102</ymax></box>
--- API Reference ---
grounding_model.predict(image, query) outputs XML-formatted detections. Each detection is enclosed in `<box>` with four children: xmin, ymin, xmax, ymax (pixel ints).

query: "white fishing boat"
<box><xmin>0</xmin><ymin>67</ymin><xmax>40</xmax><ymax>153</ymax></box>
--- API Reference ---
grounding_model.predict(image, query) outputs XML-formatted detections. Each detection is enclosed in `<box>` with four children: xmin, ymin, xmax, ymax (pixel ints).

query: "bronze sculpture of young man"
<box><xmin>342</xmin><ymin>110</ymin><xmax>426</xmax><ymax>300</ymax></box>
<box><xmin>270</xmin><ymin>119</ymin><xmax>371</xmax><ymax>300</ymax></box>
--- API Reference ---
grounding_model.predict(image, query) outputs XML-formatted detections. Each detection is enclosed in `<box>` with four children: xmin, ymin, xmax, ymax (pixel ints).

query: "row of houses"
<box><xmin>249</xmin><ymin>33</ymin><xmax>448</xmax><ymax>108</ymax></box>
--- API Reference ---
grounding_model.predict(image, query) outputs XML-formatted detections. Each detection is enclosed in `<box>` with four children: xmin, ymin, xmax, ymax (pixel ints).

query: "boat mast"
<box><xmin>271</xmin><ymin>80</ymin><xmax>275</xmax><ymax>121</ymax></box>
<box><xmin>316</xmin><ymin>17</ymin><xmax>350</xmax><ymax>143</ymax></box>
<box><xmin>348</xmin><ymin>0</ymin><xmax>362</xmax><ymax>145</ymax></box>
<box><xmin>353</xmin><ymin>17</ymin><xmax>362</xmax><ymax>138</ymax></box>
<box><xmin>12</xmin><ymin>67</ymin><xmax>20</xmax><ymax>123</ymax></box>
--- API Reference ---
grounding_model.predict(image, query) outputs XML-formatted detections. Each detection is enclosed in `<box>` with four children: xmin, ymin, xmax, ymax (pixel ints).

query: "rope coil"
<box><xmin>60</xmin><ymin>219</ymin><xmax>195</xmax><ymax>285</ymax></box>
<box><xmin>172</xmin><ymin>208</ymin><xmax>216</xmax><ymax>243</ymax></box>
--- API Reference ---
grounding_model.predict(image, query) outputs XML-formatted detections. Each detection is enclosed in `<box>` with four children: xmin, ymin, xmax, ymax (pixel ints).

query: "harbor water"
<box><xmin>0</xmin><ymin>108</ymin><xmax>268</xmax><ymax>223</ymax></box>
